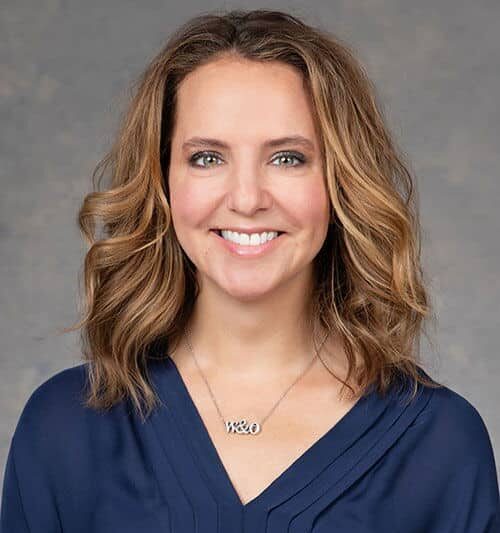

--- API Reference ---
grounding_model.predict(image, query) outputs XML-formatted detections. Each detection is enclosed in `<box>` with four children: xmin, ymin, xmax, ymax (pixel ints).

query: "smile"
<box><xmin>210</xmin><ymin>229</ymin><xmax>286</xmax><ymax>257</ymax></box>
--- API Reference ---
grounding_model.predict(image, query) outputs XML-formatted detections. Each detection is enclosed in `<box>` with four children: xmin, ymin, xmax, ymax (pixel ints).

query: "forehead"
<box><xmin>172</xmin><ymin>56</ymin><xmax>318</xmax><ymax>142</ymax></box>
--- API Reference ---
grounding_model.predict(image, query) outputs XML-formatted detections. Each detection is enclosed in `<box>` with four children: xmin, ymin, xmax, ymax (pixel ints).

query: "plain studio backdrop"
<box><xmin>0</xmin><ymin>0</ymin><xmax>499</xmax><ymax>500</ymax></box>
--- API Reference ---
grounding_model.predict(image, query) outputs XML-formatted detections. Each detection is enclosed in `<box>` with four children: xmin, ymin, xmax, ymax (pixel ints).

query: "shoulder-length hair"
<box><xmin>63</xmin><ymin>8</ymin><xmax>441</xmax><ymax>422</ymax></box>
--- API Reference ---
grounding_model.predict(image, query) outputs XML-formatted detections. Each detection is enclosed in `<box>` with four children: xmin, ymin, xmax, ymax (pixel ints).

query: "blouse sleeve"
<box><xmin>427</xmin><ymin>389</ymin><xmax>500</xmax><ymax>532</ymax></box>
<box><xmin>0</xmin><ymin>389</ymin><xmax>64</xmax><ymax>533</ymax></box>
<box><xmin>0</xmin><ymin>444</ymin><xmax>30</xmax><ymax>533</ymax></box>
<box><xmin>388</xmin><ymin>384</ymin><xmax>500</xmax><ymax>532</ymax></box>
<box><xmin>448</xmin><ymin>451</ymin><xmax>500</xmax><ymax>532</ymax></box>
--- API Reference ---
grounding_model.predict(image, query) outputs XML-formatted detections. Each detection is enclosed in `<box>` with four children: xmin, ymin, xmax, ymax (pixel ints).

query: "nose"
<box><xmin>225</xmin><ymin>164</ymin><xmax>273</xmax><ymax>216</ymax></box>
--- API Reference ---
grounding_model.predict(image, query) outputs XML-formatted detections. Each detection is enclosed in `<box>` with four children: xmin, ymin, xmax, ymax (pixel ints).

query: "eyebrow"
<box><xmin>182</xmin><ymin>135</ymin><xmax>315</xmax><ymax>151</ymax></box>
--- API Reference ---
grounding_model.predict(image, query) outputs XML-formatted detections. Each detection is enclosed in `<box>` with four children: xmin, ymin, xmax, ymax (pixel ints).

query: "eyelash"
<box><xmin>188</xmin><ymin>150</ymin><xmax>307</xmax><ymax>169</ymax></box>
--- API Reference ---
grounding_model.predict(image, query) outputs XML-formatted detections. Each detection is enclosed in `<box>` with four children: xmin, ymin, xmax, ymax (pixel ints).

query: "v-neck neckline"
<box><xmin>149</xmin><ymin>353</ymin><xmax>392</xmax><ymax>512</ymax></box>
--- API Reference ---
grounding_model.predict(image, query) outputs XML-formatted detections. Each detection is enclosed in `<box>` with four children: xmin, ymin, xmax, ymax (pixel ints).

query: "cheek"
<box><xmin>169</xmin><ymin>180</ymin><xmax>214</xmax><ymax>230</ymax></box>
<box><xmin>281</xmin><ymin>179</ymin><xmax>330</xmax><ymax>229</ymax></box>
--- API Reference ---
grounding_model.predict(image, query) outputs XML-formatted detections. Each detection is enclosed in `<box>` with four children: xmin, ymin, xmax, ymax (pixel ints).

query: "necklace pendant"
<box><xmin>225</xmin><ymin>418</ymin><xmax>261</xmax><ymax>435</ymax></box>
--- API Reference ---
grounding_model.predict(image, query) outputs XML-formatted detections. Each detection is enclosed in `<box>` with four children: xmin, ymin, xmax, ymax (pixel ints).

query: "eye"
<box><xmin>189</xmin><ymin>151</ymin><xmax>223</xmax><ymax>168</ymax></box>
<box><xmin>188</xmin><ymin>150</ymin><xmax>307</xmax><ymax>169</ymax></box>
<box><xmin>270</xmin><ymin>151</ymin><xmax>306</xmax><ymax>167</ymax></box>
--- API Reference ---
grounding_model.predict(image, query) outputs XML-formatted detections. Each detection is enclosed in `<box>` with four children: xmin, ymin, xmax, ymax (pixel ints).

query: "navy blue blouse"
<box><xmin>1</xmin><ymin>353</ymin><xmax>499</xmax><ymax>532</ymax></box>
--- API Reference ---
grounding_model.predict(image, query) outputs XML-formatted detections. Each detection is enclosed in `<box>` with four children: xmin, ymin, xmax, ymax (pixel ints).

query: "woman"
<box><xmin>1</xmin><ymin>8</ymin><xmax>498</xmax><ymax>532</ymax></box>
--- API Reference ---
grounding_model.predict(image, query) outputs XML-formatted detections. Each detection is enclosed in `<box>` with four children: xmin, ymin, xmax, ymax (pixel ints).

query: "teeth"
<box><xmin>220</xmin><ymin>230</ymin><xmax>279</xmax><ymax>246</ymax></box>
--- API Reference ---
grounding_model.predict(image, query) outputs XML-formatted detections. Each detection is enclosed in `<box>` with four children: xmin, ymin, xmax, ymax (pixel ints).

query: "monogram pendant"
<box><xmin>225</xmin><ymin>418</ymin><xmax>261</xmax><ymax>435</ymax></box>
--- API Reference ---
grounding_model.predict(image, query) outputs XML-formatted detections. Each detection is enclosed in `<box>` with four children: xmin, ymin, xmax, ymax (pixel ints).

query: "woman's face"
<box><xmin>168</xmin><ymin>55</ymin><xmax>330</xmax><ymax>302</ymax></box>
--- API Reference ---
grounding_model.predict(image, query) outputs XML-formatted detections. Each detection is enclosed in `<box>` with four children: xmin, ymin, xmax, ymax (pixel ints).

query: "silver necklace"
<box><xmin>183</xmin><ymin>327</ymin><xmax>330</xmax><ymax>436</ymax></box>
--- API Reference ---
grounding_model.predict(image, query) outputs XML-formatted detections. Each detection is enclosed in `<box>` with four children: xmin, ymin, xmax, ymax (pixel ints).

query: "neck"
<box><xmin>172</xmin><ymin>270</ymin><xmax>335</xmax><ymax>380</ymax></box>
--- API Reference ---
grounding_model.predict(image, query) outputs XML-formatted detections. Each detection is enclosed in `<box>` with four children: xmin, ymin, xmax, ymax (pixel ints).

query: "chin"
<box><xmin>215</xmin><ymin>277</ymin><xmax>282</xmax><ymax>302</ymax></box>
<box><xmin>225</xmin><ymin>281</ymin><xmax>273</xmax><ymax>298</ymax></box>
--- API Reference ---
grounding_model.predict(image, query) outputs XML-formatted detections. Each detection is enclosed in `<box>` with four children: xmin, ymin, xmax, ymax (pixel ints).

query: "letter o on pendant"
<box><xmin>249</xmin><ymin>422</ymin><xmax>260</xmax><ymax>435</ymax></box>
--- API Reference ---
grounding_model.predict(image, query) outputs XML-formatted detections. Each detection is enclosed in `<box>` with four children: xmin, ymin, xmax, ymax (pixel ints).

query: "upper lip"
<box><xmin>211</xmin><ymin>227</ymin><xmax>285</xmax><ymax>234</ymax></box>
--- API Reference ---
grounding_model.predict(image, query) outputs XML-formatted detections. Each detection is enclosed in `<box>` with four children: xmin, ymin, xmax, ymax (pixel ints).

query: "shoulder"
<box><xmin>410</xmin><ymin>376</ymin><xmax>497</xmax><ymax>469</ymax></box>
<box><xmin>395</xmin><ymin>373</ymin><xmax>500</xmax><ymax>525</ymax></box>
<box><xmin>10</xmin><ymin>364</ymin><xmax>97</xmax><ymax>462</ymax></box>
<box><xmin>428</xmin><ymin>383</ymin><xmax>491</xmax><ymax>440</ymax></box>
<box><xmin>14</xmin><ymin>363</ymin><xmax>89</xmax><ymax>432</ymax></box>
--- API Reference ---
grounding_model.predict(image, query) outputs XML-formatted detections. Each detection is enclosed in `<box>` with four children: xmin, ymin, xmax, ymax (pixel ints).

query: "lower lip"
<box><xmin>210</xmin><ymin>231</ymin><xmax>286</xmax><ymax>257</ymax></box>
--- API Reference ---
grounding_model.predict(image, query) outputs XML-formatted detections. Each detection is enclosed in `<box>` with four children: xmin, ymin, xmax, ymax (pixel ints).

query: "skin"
<box><xmin>168</xmin><ymin>53</ymin><xmax>335</xmax><ymax>375</ymax></box>
<box><xmin>167</xmin><ymin>54</ymin><xmax>358</xmax><ymax>504</ymax></box>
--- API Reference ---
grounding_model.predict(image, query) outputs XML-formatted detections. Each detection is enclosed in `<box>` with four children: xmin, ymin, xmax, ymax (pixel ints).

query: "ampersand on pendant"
<box><xmin>225</xmin><ymin>418</ymin><xmax>261</xmax><ymax>435</ymax></box>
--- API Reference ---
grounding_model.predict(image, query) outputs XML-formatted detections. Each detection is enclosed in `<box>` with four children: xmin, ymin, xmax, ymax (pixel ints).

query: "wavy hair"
<box><xmin>62</xmin><ymin>8</ymin><xmax>442</xmax><ymax>422</ymax></box>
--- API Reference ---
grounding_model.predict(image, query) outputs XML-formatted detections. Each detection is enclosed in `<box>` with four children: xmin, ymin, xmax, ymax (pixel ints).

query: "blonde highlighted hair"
<box><xmin>62</xmin><ymin>8</ymin><xmax>442</xmax><ymax>422</ymax></box>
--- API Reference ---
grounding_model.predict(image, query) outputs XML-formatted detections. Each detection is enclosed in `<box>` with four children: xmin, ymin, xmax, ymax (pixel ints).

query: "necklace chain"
<box><xmin>183</xmin><ymin>327</ymin><xmax>330</xmax><ymax>435</ymax></box>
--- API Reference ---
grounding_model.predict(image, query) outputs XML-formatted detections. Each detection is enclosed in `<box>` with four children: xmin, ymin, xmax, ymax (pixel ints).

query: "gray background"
<box><xmin>1</xmin><ymin>0</ymin><xmax>499</xmax><ymax>497</ymax></box>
